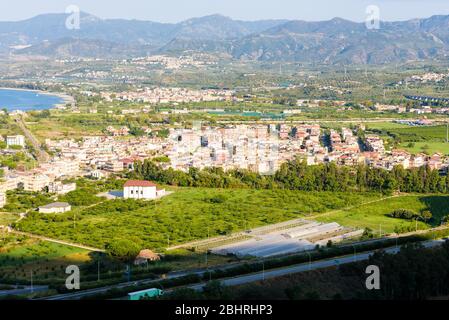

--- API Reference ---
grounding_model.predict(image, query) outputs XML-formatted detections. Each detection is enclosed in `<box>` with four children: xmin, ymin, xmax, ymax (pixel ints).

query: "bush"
<box><xmin>388</xmin><ymin>209</ymin><xmax>420</xmax><ymax>220</ymax></box>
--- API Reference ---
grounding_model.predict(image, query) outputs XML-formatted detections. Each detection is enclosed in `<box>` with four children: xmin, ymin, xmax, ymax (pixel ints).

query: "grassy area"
<box><xmin>386</xmin><ymin>125</ymin><xmax>449</xmax><ymax>142</ymax></box>
<box><xmin>365</xmin><ymin>123</ymin><xmax>449</xmax><ymax>155</ymax></box>
<box><xmin>365</xmin><ymin>122</ymin><xmax>410</xmax><ymax>130</ymax></box>
<box><xmin>0</xmin><ymin>212</ymin><xmax>19</xmax><ymax>225</ymax></box>
<box><xmin>11</xmin><ymin>189</ymin><xmax>449</xmax><ymax>286</ymax></box>
<box><xmin>316</xmin><ymin>194</ymin><xmax>449</xmax><ymax>234</ymax></box>
<box><xmin>0</xmin><ymin>234</ymin><xmax>92</xmax><ymax>283</ymax></box>
<box><xmin>16</xmin><ymin>188</ymin><xmax>381</xmax><ymax>251</ymax></box>
<box><xmin>398</xmin><ymin>141</ymin><xmax>449</xmax><ymax>155</ymax></box>
<box><xmin>26</xmin><ymin>114</ymin><xmax>106</xmax><ymax>141</ymax></box>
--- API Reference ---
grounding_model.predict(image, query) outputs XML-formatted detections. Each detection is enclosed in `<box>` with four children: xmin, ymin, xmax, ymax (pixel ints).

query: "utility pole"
<box><xmin>262</xmin><ymin>260</ymin><xmax>265</xmax><ymax>281</ymax></box>
<box><xmin>446</xmin><ymin>122</ymin><xmax>448</xmax><ymax>143</ymax></box>
<box><xmin>307</xmin><ymin>252</ymin><xmax>312</xmax><ymax>271</ymax></box>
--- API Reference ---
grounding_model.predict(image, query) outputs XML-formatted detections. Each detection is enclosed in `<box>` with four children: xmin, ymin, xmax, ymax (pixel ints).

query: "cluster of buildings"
<box><xmin>0</xmin><ymin>159</ymin><xmax>79</xmax><ymax>194</ymax></box>
<box><xmin>130</xmin><ymin>54</ymin><xmax>217</xmax><ymax>70</ymax></box>
<box><xmin>164</xmin><ymin>124</ymin><xmax>449</xmax><ymax>173</ymax></box>
<box><xmin>102</xmin><ymin>87</ymin><xmax>235</xmax><ymax>104</ymax></box>
<box><xmin>365</xmin><ymin>149</ymin><xmax>446</xmax><ymax>171</ymax></box>
<box><xmin>407</xmin><ymin>72</ymin><xmax>449</xmax><ymax>83</ymax></box>
<box><xmin>374</xmin><ymin>104</ymin><xmax>407</xmax><ymax>113</ymax></box>
<box><xmin>165</xmin><ymin>124</ymin><xmax>323</xmax><ymax>174</ymax></box>
<box><xmin>1</xmin><ymin>122</ymin><xmax>448</xmax><ymax>211</ymax></box>
<box><xmin>44</xmin><ymin>136</ymin><xmax>167</xmax><ymax>177</ymax></box>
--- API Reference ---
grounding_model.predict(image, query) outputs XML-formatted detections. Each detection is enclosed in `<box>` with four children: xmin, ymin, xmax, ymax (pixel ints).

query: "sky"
<box><xmin>0</xmin><ymin>0</ymin><xmax>448</xmax><ymax>23</ymax></box>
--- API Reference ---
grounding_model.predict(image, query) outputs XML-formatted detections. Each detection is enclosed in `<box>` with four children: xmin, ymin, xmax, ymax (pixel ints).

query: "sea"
<box><xmin>0</xmin><ymin>88</ymin><xmax>65</xmax><ymax>111</ymax></box>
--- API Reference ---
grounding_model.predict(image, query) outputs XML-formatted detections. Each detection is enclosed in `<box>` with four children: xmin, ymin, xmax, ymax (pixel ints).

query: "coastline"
<box><xmin>0</xmin><ymin>87</ymin><xmax>74</xmax><ymax>109</ymax></box>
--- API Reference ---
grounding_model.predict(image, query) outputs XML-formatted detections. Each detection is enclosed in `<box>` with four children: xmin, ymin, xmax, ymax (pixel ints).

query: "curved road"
<box><xmin>40</xmin><ymin>239</ymin><xmax>444</xmax><ymax>300</ymax></box>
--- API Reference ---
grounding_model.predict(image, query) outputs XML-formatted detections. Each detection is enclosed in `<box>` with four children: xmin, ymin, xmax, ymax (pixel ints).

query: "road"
<box><xmin>0</xmin><ymin>285</ymin><xmax>48</xmax><ymax>297</ymax></box>
<box><xmin>40</xmin><ymin>259</ymin><xmax>247</xmax><ymax>301</ymax></box>
<box><xmin>188</xmin><ymin>239</ymin><xmax>444</xmax><ymax>291</ymax></box>
<box><xmin>40</xmin><ymin>239</ymin><xmax>444</xmax><ymax>300</ymax></box>
<box><xmin>14</xmin><ymin>116</ymin><xmax>50</xmax><ymax>163</ymax></box>
<box><xmin>216</xmin><ymin>118</ymin><xmax>448</xmax><ymax>125</ymax></box>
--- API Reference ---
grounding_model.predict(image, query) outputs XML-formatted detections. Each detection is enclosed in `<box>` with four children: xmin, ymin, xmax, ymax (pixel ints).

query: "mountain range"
<box><xmin>2</xmin><ymin>12</ymin><xmax>449</xmax><ymax>65</ymax></box>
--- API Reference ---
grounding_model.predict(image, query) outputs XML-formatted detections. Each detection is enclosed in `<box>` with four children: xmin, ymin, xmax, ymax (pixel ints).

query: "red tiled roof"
<box><xmin>124</xmin><ymin>180</ymin><xmax>157</xmax><ymax>187</ymax></box>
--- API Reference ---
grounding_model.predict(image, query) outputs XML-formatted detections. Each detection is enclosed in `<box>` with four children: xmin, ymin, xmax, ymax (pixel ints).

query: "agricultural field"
<box><xmin>316</xmin><ymin>194</ymin><xmax>449</xmax><ymax>234</ymax></box>
<box><xmin>16</xmin><ymin>188</ymin><xmax>382</xmax><ymax>251</ymax></box>
<box><xmin>367</xmin><ymin>124</ymin><xmax>449</xmax><ymax>155</ymax></box>
<box><xmin>365</xmin><ymin>122</ymin><xmax>410</xmax><ymax>130</ymax></box>
<box><xmin>399</xmin><ymin>141</ymin><xmax>449</xmax><ymax>155</ymax></box>
<box><xmin>0</xmin><ymin>234</ymin><xmax>92</xmax><ymax>283</ymax></box>
<box><xmin>0</xmin><ymin>212</ymin><xmax>19</xmax><ymax>226</ymax></box>
<box><xmin>25</xmin><ymin>113</ymin><xmax>107</xmax><ymax>141</ymax></box>
<box><xmin>386</xmin><ymin>125</ymin><xmax>449</xmax><ymax>142</ymax></box>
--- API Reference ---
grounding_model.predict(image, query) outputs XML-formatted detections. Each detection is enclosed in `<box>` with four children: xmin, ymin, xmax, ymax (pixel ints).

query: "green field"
<box><xmin>387</xmin><ymin>125</ymin><xmax>448</xmax><ymax>142</ymax></box>
<box><xmin>365</xmin><ymin>122</ymin><xmax>410</xmax><ymax>130</ymax></box>
<box><xmin>17</xmin><ymin>188</ymin><xmax>382</xmax><ymax>251</ymax></box>
<box><xmin>0</xmin><ymin>212</ymin><xmax>18</xmax><ymax>225</ymax></box>
<box><xmin>398</xmin><ymin>141</ymin><xmax>449</xmax><ymax>155</ymax></box>
<box><xmin>0</xmin><ymin>234</ymin><xmax>91</xmax><ymax>282</ymax></box>
<box><xmin>366</xmin><ymin>124</ymin><xmax>449</xmax><ymax>155</ymax></box>
<box><xmin>316</xmin><ymin>194</ymin><xmax>449</xmax><ymax>234</ymax></box>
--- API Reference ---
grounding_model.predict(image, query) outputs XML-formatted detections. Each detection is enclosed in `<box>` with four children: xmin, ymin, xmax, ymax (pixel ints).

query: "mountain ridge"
<box><xmin>3</xmin><ymin>12</ymin><xmax>449</xmax><ymax>64</ymax></box>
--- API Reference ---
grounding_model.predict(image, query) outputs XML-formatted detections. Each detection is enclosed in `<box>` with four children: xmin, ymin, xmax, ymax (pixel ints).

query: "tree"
<box><xmin>421</xmin><ymin>210</ymin><xmax>433</xmax><ymax>223</ymax></box>
<box><xmin>202</xmin><ymin>281</ymin><xmax>230</xmax><ymax>300</ymax></box>
<box><xmin>285</xmin><ymin>286</ymin><xmax>303</xmax><ymax>300</ymax></box>
<box><xmin>105</xmin><ymin>239</ymin><xmax>141</xmax><ymax>262</ymax></box>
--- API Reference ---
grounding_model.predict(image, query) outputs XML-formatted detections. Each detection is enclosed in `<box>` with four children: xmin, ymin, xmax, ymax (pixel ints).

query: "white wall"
<box><xmin>124</xmin><ymin>186</ymin><xmax>156</xmax><ymax>199</ymax></box>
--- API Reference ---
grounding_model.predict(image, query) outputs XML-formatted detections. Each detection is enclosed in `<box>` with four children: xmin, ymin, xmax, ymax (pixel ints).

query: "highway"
<box><xmin>41</xmin><ymin>260</ymin><xmax>244</xmax><ymax>300</ymax></box>
<box><xmin>188</xmin><ymin>239</ymin><xmax>444</xmax><ymax>291</ymax></box>
<box><xmin>40</xmin><ymin>239</ymin><xmax>444</xmax><ymax>300</ymax></box>
<box><xmin>0</xmin><ymin>285</ymin><xmax>48</xmax><ymax>297</ymax></box>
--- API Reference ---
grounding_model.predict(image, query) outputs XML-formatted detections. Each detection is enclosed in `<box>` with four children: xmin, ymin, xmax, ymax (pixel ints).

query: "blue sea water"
<box><xmin>0</xmin><ymin>88</ymin><xmax>64</xmax><ymax>111</ymax></box>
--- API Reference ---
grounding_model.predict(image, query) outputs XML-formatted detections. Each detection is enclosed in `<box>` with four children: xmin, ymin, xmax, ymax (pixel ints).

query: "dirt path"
<box><xmin>8</xmin><ymin>229</ymin><xmax>105</xmax><ymax>252</ymax></box>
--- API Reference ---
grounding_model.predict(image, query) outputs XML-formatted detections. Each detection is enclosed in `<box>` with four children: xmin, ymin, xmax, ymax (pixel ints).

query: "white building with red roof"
<box><xmin>123</xmin><ymin>180</ymin><xmax>165</xmax><ymax>200</ymax></box>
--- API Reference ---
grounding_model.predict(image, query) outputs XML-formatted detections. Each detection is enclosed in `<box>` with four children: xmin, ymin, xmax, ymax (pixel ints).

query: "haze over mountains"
<box><xmin>1</xmin><ymin>12</ymin><xmax>449</xmax><ymax>65</ymax></box>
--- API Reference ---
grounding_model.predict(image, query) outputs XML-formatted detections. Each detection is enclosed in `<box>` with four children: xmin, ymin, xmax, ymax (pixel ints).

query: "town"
<box><xmin>1</xmin><ymin>120</ymin><xmax>448</xmax><ymax>210</ymax></box>
<box><xmin>2</xmin><ymin>2</ymin><xmax>449</xmax><ymax>304</ymax></box>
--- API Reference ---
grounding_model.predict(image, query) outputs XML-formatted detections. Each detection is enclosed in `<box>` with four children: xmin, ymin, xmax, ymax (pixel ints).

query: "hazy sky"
<box><xmin>0</xmin><ymin>0</ymin><xmax>448</xmax><ymax>22</ymax></box>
